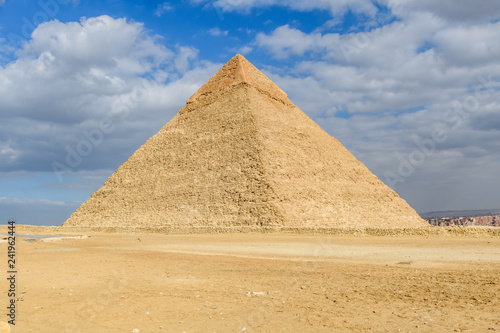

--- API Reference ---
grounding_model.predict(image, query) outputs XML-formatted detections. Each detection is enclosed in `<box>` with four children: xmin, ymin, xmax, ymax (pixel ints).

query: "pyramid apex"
<box><xmin>187</xmin><ymin>54</ymin><xmax>290</xmax><ymax>104</ymax></box>
<box><xmin>232</xmin><ymin>54</ymin><xmax>249</xmax><ymax>63</ymax></box>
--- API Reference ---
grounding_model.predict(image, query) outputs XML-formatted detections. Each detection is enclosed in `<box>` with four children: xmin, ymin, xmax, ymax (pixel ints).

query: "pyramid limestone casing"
<box><xmin>63</xmin><ymin>55</ymin><xmax>427</xmax><ymax>228</ymax></box>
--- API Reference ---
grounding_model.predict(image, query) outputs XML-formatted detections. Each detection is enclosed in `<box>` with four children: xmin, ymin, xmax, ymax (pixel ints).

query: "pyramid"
<box><xmin>63</xmin><ymin>55</ymin><xmax>427</xmax><ymax>228</ymax></box>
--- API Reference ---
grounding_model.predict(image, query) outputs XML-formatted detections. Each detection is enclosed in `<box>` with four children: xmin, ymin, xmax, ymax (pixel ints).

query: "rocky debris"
<box><xmin>246</xmin><ymin>291</ymin><xmax>266</xmax><ymax>297</ymax></box>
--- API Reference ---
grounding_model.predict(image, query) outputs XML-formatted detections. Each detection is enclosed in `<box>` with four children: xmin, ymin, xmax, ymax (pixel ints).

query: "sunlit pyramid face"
<box><xmin>63</xmin><ymin>55</ymin><xmax>426</xmax><ymax>229</ymax></box>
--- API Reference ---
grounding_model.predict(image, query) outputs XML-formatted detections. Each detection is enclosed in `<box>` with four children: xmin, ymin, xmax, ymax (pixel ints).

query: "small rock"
<box><xmin>212</xmin><ymin>306</ymin><xmax>217</xmax><ymax>309</ymax></box>
<box><xmin>132</xmin><ymin>329</ymin><xmax>140</xmax><ymax>333</ymax></box>
<box><xmin>240</xmin><ymin>328</ymin><xmax>247</xmax><ymax>331</ymax></box>
<box><xmin>300</xmin><ymin>286</ymin><xmax>306</xmax><ymax>290</ymax></box>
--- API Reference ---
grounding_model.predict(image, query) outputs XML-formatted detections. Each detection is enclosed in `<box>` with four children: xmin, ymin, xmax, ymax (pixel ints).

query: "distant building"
<box><xmin>425</xmin><ymin>215</ymin><xmax>500</xmax><ymax>227</ymax></box>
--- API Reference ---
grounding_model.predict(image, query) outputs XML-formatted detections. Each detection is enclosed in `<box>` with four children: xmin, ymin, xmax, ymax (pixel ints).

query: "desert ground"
<box><xmin>1</xmin><ymin>227</ymin><xmax>499</xmax><ymax>332</ymax></box>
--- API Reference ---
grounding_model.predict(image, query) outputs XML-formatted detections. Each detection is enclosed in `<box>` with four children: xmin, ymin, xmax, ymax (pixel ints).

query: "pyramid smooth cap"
<box><xmin>187</xmin><ymin>54</ymin><xmax>290</xmax><ymax>104</ymax></box>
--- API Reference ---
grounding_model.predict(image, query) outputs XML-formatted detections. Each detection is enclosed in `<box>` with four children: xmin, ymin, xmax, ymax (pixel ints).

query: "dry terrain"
<box><xmin>1</xmin><ymin>227</ymin><xmax>499</xmax><ymax>332</ymax></box>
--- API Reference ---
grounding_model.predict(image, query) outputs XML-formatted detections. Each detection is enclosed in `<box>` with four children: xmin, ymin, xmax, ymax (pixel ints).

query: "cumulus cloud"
<box><xmin>0</xmin><ymin>15</ymin><xmax>220</xmax><ymax>176</ymax></box>
<box><xmin>256</xmin><ymin>12</ymin><xmax>442</xmax><ymax>65</ymax></box>
<box><xmin>433</xmin><ymin>22</ymin><xmax>500</xmax><ymax>67</ymax></box>
<box><xmin>386</xmin><ymin>0</ymin><xmax>500</xmax><ymax>23</ymax></box>
<box><xmin>256</xmin><ymin>25</ymin><xmax>339</xmax><ymax>59</ymax></box>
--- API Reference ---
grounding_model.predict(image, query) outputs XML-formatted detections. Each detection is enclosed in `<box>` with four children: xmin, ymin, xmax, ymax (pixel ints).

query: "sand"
<box><xmin>1</xmin><ymin>227</ymin><xmax>499</xmax><ymax>332</ymax></box>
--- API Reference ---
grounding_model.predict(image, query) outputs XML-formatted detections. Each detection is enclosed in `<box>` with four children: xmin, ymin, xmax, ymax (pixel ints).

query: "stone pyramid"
<box><xmin>63</xmin><ymin>54</ymin><xmax>427</xmax><ymax>228</ymax></box>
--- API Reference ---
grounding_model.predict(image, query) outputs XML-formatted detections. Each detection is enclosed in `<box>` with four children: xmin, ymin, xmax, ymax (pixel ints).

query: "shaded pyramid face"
<box><xmin>64</xmin><ymin>55</ymin><xmax>427</xmax><ymax>228</ymax></box>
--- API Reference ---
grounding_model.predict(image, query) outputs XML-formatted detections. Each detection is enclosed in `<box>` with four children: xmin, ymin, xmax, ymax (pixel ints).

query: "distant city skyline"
<box><xmin>1</xmin><ymin>0</ymin><xmax>499</xmax><ymax>225</ymax></box>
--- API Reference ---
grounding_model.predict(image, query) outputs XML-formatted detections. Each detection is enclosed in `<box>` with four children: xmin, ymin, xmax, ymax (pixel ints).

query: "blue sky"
<box><xmin>1</xmin><ymin>0</ymin><xmax>500</xmax><ymax>225</ymax></box>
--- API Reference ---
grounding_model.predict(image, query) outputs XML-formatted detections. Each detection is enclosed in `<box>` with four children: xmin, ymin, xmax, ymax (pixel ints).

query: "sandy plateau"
<box><xmin>0</xmin><ymin>226</ymin><xmax>498</xmax><ymax>332</ymax></box>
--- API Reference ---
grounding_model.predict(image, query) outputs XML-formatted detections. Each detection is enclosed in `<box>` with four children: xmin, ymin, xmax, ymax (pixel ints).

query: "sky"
<box><xmin>0</xmin><ymin>0</ymin><xmax>499</xmax><ymax>225</ymax></box>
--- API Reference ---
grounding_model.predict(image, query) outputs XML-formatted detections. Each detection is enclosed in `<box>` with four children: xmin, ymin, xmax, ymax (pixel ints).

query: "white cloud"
<box><xmin>255</xmin><ymin>12</ymin><xmax>443</xmax><ymax>65</ymax></box>
<box><xmin>433</xmin><ymin>22</ymin><xmax>500</xmax><ymax>67</ymax></box>
<box><xmin>239</xmin><ymin>46</ymin><xmax>253</xmax><ymax>54</ymax></box>
<box><xmin>256</xmin><ymin>25</ymin><xmax>339</xmax><ymax>59</ymax></box>
<box><xmin>154</xmin><ymin>2</ymin><xmax>174</xmax><ymax>17</ymax></box>
<box><xmin>255</xmin><ymin>11</ymin><xmax>500</xmax><ymax>115</ymax></box>
<box><xmin>208</xmin><ymin>27</ymin><xmax>228</xmax><ymax>37</ymax></box>
<box><xmin>0</xmin><ymin>15</ymin><xmax>172</xmax><ymax>127</ymax></box>
<box><xmin>174</xmin><ymin>46</ymin><xmax>199</xmax><ymax>74</ymax></box>
<box><xmin>0</xmin><ymin>15</ymin><xmax>220</xmax><ymax>175</ymax></box>
<box><xmin>386</xmin><ymin>0</ymin><xmax>500</xmax><ymax>23</ymax></box>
